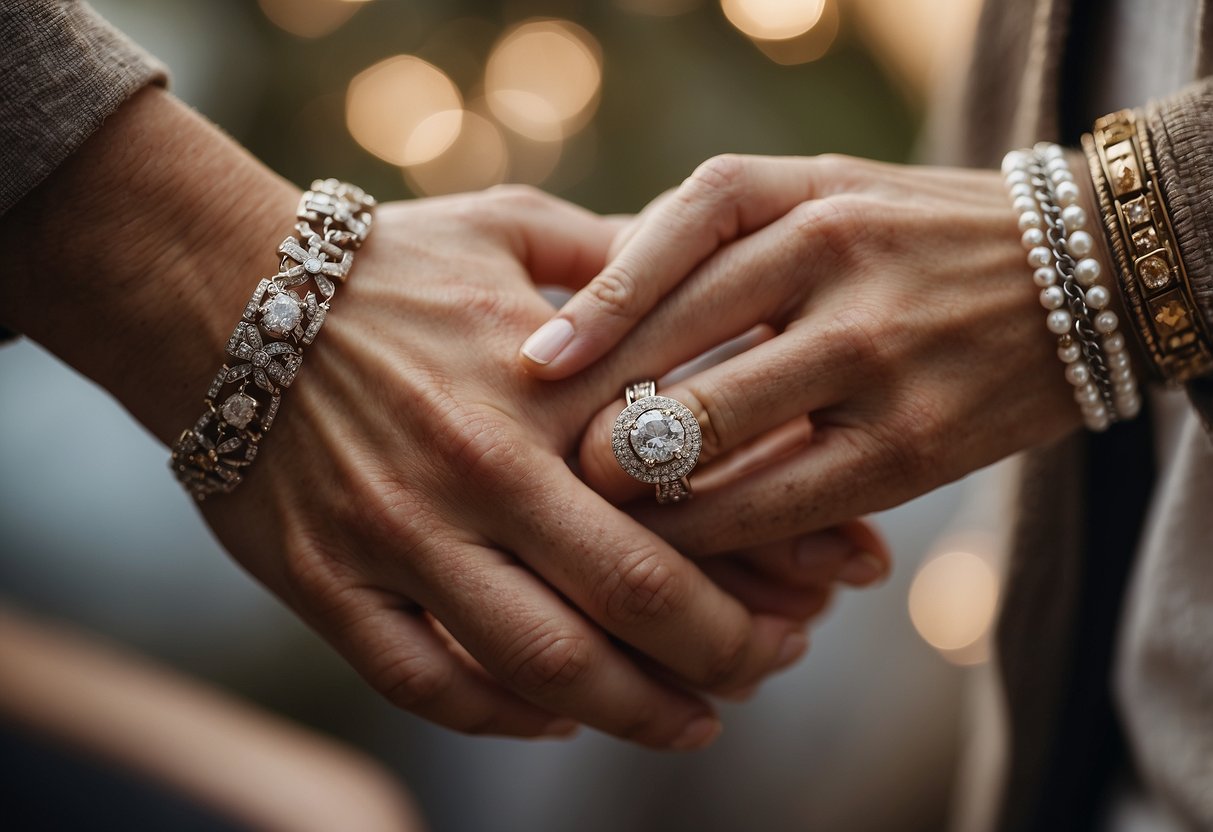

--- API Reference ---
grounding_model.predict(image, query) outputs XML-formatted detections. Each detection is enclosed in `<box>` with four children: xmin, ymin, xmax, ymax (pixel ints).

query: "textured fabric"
<box><xmin>0</xmin><ymin>1</ymin><xmax>167</xmax><ymax>341</ymax></box>
<box><xmin>943</xmin><ymin>1</ymin><xmax>1213</xmax><ymax>830</ymax></box>
<box><xmin>0</xmin><ymin>1</ymin><xmax>167</xmax><ymax>218</ymax></box>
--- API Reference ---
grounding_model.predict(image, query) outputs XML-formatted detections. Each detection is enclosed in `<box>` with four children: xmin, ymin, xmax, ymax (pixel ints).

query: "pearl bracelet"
<box><xmin>1001</xmin><ymin>144</ymin><xmax>1140</xmax><ymax>431</ymax></box>
<box><xmin>170</xmin><ymin>179</ymin><xmax>376</xmax><ymax>499</ymax></box>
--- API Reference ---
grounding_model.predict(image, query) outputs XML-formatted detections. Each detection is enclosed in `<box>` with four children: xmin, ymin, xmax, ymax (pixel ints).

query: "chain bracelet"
<box><xmin>170</xmin><ymin>179</ymin><xmax>376</xmax><ymax>500</ymax></box>
<box><xmin>1029</xmin><ymin>159</ymin><xmax>1118</xmax><ymax>416</ymax></box>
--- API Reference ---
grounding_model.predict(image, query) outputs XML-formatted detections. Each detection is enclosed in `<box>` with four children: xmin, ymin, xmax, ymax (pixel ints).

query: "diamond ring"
<box><xmin>611</xmin><ymin>381</ymin><xmax>702</xmax><ymax>504</ymax></box>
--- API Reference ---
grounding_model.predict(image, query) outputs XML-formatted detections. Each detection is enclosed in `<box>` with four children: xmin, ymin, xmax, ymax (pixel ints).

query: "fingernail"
<box><xmin>838</xmin><ymin>552</ymin><xmax>887</xmax><ymax>586</ymax></box>
<box><xmin>773</xmin><ymin>631</ymin><xmax>809</xmax><ymax>670</ymax></box>
<box><xmin>541</xmin><ymin>718</ymin><xmax>580</xmax><ymax>738</ymax></box>
<box><xmin>671</xmin><ymin>716</ymin><xmax>722</xmax><ymax>751</ymax></box>
<box><xmin>521</xmin><ymin>318</ymin><xmax>574</xmax><ymax>365</ymax></box>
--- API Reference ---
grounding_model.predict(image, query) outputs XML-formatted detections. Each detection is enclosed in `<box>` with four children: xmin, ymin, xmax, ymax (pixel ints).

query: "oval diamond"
<box><xmin>629</xmin><ymin>409</ymin><xmax>686</xmax><ymax>464</ymax></box>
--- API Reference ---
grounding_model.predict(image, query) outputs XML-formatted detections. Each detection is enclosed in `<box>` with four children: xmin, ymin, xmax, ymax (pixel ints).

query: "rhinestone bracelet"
<box><xmin>170</xmin><ymin>179</ymin><xmax>376</xmax><ymax>500</ymax></box>
<box><xmin>1084</xmin><ymin>110</ymin><xmax>1213</xmax><ymax>384</ymax></box>
<box><xmin>1001</xmin><ymin>144</ymin><xmax>1140</xmax><ymax>431</ymax></box>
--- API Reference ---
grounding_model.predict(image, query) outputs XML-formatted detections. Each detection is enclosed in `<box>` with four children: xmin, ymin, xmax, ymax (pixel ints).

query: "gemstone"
<box><xmin>1124</xmin><ymin>196</ymin><xmax>1150</xmax><ymax>225</ymax></box>
<box><xmin>1132</xmin><ymin>227</ymin><xmax>1159</xmax><ymax>254</ymax></box>
<box><xmin>1113</xmin><ymin>160</ymin><xmax>1137</xmax><ymax>192</ymax></box>
<box><xmin>220</xmin><ymin>393</ymin><xmax>257</xmax><ymax>429</ymax></box>
<box><xmin>1138</xmin><ymin>255</ymin><xmax>1172</xmax><ymax>290</ymax></box>
<box><xmin>629</xmin><ymin>409</ymin><xmax>686</xmax><ymax>464</ymax></box>
<box><xmin>1154</xmin><ymin>300</ymin><xmax>1188</xmax><ymax>333</ymax></box>
<box><xmin>304</xmin><ymin>257</ymin><xmax>323</xmax><ymax>274</ymax></box>
<box><xmin>261</xmin><ymin>293</ymin><xmax>302</xmax><ymax>334</ymax></box>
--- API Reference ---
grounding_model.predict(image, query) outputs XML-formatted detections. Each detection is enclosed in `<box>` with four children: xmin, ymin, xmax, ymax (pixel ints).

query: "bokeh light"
<box><xmin>908</xmin><ymin>550</ymin><xmax>1000</xmax><ymax>666</ymax></box>
<box><xmin>486</xmin><ymin>19</ymin><xmax>603</xmax><ymax>141</ymax></box>
<box><xmin>749</xmin><ymin>0</ymin><xmax>837</xmax><ymax>65</ymax></box>
<box><xmin>257</xmin><ymin>0</ymin><xmax>361</xmax><ymax>39</ymax></box>
<box><xmin>346</xmin><ymin>56</ymin><xmax>463</xmax><ymax>167</ymax></box>
<box><xmin>402</xmin><ymin>110</ymin><xmax>509</xmax><ymax>196</ymax></box>
<box><xmin>721</xmin><ymin>0</ymin><xmax>826</xmax><ymax>41</ymax></box>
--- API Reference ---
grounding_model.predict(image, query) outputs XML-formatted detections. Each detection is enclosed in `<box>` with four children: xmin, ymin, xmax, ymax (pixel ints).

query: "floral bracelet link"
<box><xmin>1002</xmin><ymin>144</ymin><xmax>1140</xmax><ymax>431</ymax></box>
<box><xmin>170</xmin><ymin>179</ymin><xmax>376</xmax><ymax>500</ymax></box>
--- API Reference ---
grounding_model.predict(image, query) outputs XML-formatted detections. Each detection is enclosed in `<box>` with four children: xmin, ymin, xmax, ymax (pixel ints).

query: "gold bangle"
<box><xmin>1085</xmin><ymin>110</ymin><xmax>1213</xmax><ymax>384</ymax></box>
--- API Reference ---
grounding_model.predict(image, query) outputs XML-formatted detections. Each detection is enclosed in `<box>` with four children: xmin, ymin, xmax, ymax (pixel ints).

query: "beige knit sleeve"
<box><xmin>0</xmin><ymin>0</ymin><xmax>168</xmax><ymax>218</ymax></box>
<box><xmin>1145</xmin><ymin>82</ymin><xmax>1213</xmax><ymax>432</ymax></box>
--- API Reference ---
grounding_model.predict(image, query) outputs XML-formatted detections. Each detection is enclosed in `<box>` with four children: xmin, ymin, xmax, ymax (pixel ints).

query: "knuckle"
<box><xmin>375</xmin><ymin>651</ymin><xmax>455</xmax><ymax>711</ymax></box>
<box><xmin>686</xmin><ymin>154</ymin><xmax>747</xmax><ymax>198</ymax></box>
<box><xmin>501</xmin><ymin>626</ymin><xmax>591</xmax><ymax>695</ymax></box>
<box><xmin>585</xmin><ymin>263</ymin><xmax>645</xmax><ymax>320</ymax></box>
<box><xmin>595</xmin><ymin>547</ymin><xmax>684</xmax><ymax>624</ymax></box>
<box><xmin>790</xmin><ymin>195</ymin><xmax>869</xmax><ymax>262</ymax></box>
<box><xmin>435</xmin><ymin>408</ymin><xmax>537</xmax><ymax>497</ymax></box>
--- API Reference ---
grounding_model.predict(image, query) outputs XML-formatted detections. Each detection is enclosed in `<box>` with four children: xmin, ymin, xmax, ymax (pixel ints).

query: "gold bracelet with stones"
<box><xmin>170</xmin><ymin>179</ymin><xmax>376</xmax><ymax>500</ymax></box>
<box><xmin>1084</xmin><ymin>110</ymin><xmax>1213</xmax><ymax>384</ymax></box>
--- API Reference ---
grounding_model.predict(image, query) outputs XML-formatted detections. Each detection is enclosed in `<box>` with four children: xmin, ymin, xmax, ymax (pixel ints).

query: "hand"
<box><xmin>4</xmin><ymin>91</ymin><xmax>819</xmax><ymax>750</ymax></box>
<box><xmin>519</xmin><ymin>153</ymin><xmax>1098</xmax><ymax>554</ymax></box>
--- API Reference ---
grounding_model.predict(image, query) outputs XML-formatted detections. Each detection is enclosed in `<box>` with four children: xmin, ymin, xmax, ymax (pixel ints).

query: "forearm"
<box><xmin>2</xmin><ymin>86</ymin><xmax>299</xmax><ymax>444</ymax></box>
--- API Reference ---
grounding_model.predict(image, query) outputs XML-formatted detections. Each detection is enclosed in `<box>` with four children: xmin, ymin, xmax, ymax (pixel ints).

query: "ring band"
<box><xmin>611</xmin><ymin>381</ymin><xmax>702</xmax><ymax>504</ymax></box>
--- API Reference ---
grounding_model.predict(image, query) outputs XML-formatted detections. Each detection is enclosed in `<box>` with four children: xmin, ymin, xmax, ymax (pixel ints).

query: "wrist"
<box><xmin>2</xmin><ymin>87</ymin><xmax>300</xmax><ymax>444</ymax></box>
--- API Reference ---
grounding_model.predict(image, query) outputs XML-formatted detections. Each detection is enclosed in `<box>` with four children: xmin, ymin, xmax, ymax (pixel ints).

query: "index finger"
<box><xmin>517</xmin><ymin>154</ymin><xmax>834</xmax><ymax>377</ymax></box>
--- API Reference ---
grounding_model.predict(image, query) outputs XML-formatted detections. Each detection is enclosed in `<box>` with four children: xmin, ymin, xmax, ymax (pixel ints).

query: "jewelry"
<box><xmin>170</xmin><ymin>179</ymin><xmax>376</xmax><ymax>500</ymax></box>
<box><xmin>1002</xmin><ymin>144</ymin><xmax>1140</xmax><ymax>430</ymax></box>
<box><xmin>1084</xmin><ymin>110</ymin><xmax>1213</xmax><ymax>384</ymax></box>
<box><xmin>611</xmin><ymin>381</ymin><xmax>702</xmax><ymax>504</ymax></box>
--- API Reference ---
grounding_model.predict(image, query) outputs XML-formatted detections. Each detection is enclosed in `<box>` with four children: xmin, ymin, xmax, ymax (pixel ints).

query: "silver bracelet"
<box><xmin>170</xmin><ymin>179</ymin><xmax>376</xmax><ymax>500</ymax></box>
<box><xmin>1001</xmin><ymin>144</ymin><xmax>1140</xmax><ymax>431</ymax></box>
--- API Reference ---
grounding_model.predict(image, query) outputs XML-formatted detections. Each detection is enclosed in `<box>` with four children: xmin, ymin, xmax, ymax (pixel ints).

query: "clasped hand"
<box><xmin>210</xmin><ymin>153</ymin><xmax>1082</xmax><ymax>751</ymax></box>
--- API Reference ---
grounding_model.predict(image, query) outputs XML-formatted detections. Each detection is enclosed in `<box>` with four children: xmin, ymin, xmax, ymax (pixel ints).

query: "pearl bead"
<box><xmin>1065</xmin><ymin>361</ymin><xmax>1091</xmax><ymax>386</ymax></box>
<box><xmin>1050</xmin><ymin>169</ymin><xmax>1075</xmax><ymax>184</ymax></box>
<box><xmin>1088</xmin><ymin>403</ymin><xmax>1109</xmax><ymax>420</ymax></box>
<box><xmin>1108</xmin><ymin>350</ymin><xmax>1130</xmax><ymax>370</ymax></box>
<box><xmin>1062</xmin><ymin>204</ymin><xmax>1087</xmax><ymax>231</ymax></box>
<box><xmin>1104</xmin><ymin>332</ymin><xmax>1126</xmax><ymax>353</ymax></box>
<box><xmin>1039</xmin><ymin>143</ymin><xmax>1064</xmax><ymax>160</ymax></box>
<box><xmin>1058</xmin><ymin>342</ymin><xmax>1082</xmax><ymax>363</ymax></box>
<box><xmin>1005</xmin><ymin>169</ymin><xmax>1030</xmax><ymax>187</ymax></box>
<box><xmin>1114</xmin><ymin>378</ymin><xmax>1137</xmax><ymax>396</ymax></box>
<box><xmin>1013</xmin><ymin>195</ymin><xmax>1037</xmax><ymax>214</ymax></box>
<box><xmin>1074</xmin><ymin>257</ymin><xmax>1101</xmax><ymax>286</ymax></box>
<box><xmin>1068</xmin><ymin>230</ymin><xmax>1094</xmax><ymax>257</ymax></box>
<box><xmin>1087</xmin><ymin>413</ymin><xmax>1111</xmax><ymax>432</ymax></box>
<box><xmin>1040</xmin><ymin>286</ymin><xmax>1065</xmax><ymax>309</ymax></box>
<box><xmin>1002</xmin><ymin>151</ymin><xmax>1029</xmax><ymax>174</ymax></box>
<box><xmin>1028</xmin><ymin>246</ymin><xmax>1053</xmax><ymax>268</ymax></box>
<box><xmin>1056</xmin><ymin>180</ymin><xmax>1080</xmax><ymax>206</ymax></box>
<box><xmin>1047</xmin><ymin>309</ymin><xmax>1073</xmax><ymax>334</ymax></box>
<box><xmin>1085</xmin><ymin>284</ymin><xmax>1110</xmax><ymax>310</ymax></box>
<box><xmin>1094</xmin><ymin>309</ymin><xmax>1119</xmax><ymax>333</ymax></box>
<box><xmin>1117</xmin><ymin>394</ymin><xmax>1142</xmax><ymax>419</ymax></box>
<box><xmin>1010</xmin><ymin>183</ymin><xmax>1033</xmax><ymax>199</ymax></box>
<box><xmin>1075</xmin><ymin>383</ymin><xmax>1100</xmax><ymax>405</ymax></box>
<box><xmin>1034</xmin><ymin>266</ymin><xmax>1057</xmax><ymax>287</ymax></box>
<box><xmin>1022</xmin><ymin>227</ymin><xmax>1046</xmax><ymax>249</ymax></box>
<box><xmin>1019</xmin><ymin>211</ymin><xmax>1043</xmax><ymax>231</ymax></box>
<box><xmin>1111</xmin><ymin>366</ymin><xmax>1134</xmax><ymax>384</ymax></box>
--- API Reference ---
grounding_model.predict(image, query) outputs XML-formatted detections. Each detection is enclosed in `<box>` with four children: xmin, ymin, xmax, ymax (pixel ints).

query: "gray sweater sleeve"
<box><xmin>0</xmin><ymin>0</ymin><xmax>168</xmax><ymax>218</ymax></box>
<box><xmin>1147</xmin><ymin>82</ymin><xmax>1213</xmax><ymax>432</ymax></box>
